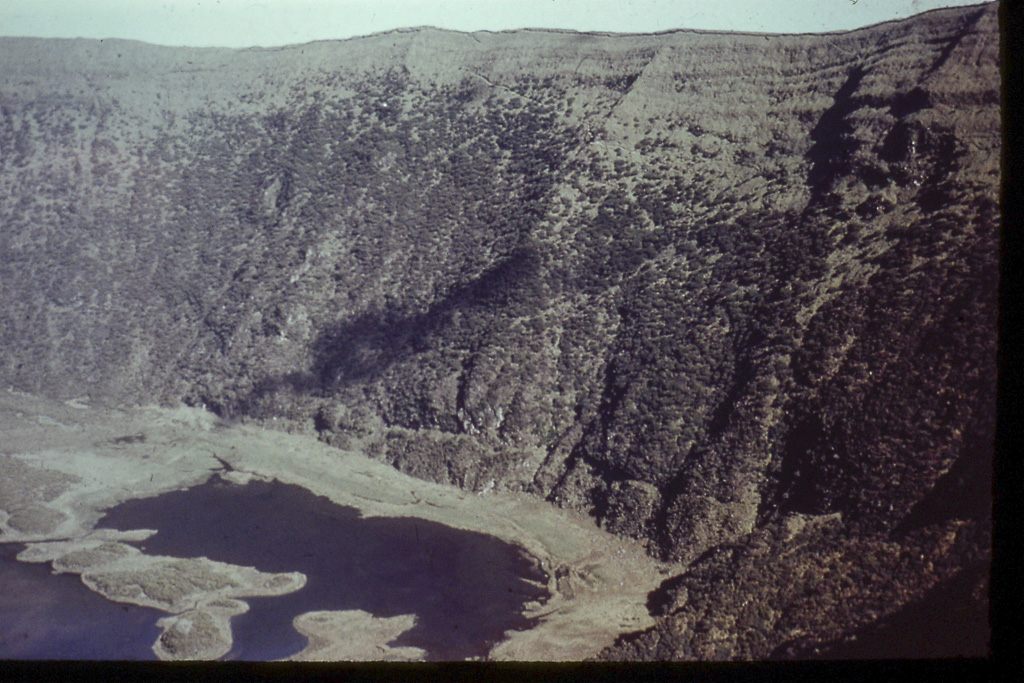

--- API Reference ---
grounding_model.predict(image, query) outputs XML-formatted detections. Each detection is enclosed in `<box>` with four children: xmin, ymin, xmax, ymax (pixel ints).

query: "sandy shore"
<box><xmin>0</xmin><ymin>388</ymin><xmax>678</xmax><ymax>661</ymax></box>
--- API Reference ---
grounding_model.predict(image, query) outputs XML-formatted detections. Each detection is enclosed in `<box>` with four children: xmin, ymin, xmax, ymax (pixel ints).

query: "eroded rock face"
<box><xmin>0</xmin><ymin>3</ymin><xmax>998</xmax><ymax>659</ymax></box>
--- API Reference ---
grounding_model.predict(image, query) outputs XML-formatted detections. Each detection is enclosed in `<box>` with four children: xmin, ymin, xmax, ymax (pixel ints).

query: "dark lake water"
<box><xmin>92</xmin><ymin>474</ymin><xmax>550</xmax><ymax>661</ymax></box>
<box><xmin>0</xmin><ymin>543</ymin><xmax>164</xmax><ymax>660</ymax></box>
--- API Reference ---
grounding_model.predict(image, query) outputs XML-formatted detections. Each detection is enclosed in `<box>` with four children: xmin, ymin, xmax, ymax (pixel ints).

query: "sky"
<box><xmin>0</xmin><ymin>0</ymin><xmax>991</xmax><ymax>48</ymax></box>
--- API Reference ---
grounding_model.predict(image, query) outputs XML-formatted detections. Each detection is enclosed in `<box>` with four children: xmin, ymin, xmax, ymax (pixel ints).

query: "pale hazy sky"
<box><xmin>0</xmin><ymin>0</ymin><xmax>991</xmax><ymax>48</ymax></box>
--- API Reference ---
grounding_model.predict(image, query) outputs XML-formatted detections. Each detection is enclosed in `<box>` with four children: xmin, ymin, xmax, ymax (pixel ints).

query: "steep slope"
<box><xmin>0</xmin><ymin>3</ymin><xmax>999</xmax><ymax>659</ymax></box>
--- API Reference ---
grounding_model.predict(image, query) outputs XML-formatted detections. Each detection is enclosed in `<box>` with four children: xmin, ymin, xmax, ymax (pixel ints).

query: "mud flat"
<box><xmin>0</xmin><ymin>389</ymin><xmax>679</xmax><ymax>661</ymax></box>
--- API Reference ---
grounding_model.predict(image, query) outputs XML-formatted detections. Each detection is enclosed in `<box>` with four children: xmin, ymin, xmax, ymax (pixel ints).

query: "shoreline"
<box><xmin>0</xmin><ymin>389</ymin><xmax>678</xmax><ymax>661</ymax></box>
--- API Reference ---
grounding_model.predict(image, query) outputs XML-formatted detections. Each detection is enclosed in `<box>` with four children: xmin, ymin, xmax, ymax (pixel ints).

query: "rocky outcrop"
<box><xmin>0</xmin><ymin>3</ymin><xmax>998</xmax><ymax>659</ymax></box>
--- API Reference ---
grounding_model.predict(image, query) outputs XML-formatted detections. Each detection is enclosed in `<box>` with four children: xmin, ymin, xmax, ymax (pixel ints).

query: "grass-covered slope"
<box><xmin>0</xmin><ymin>3</ymin><xmax>998</xmax><ymax>659</ymax></box>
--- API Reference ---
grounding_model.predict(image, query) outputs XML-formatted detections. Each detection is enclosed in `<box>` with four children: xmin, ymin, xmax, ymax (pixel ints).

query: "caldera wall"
<box><xmin>0</xmin><ymin>3</ymin><xmax>999</xmax><ymax>659</ymax></box>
